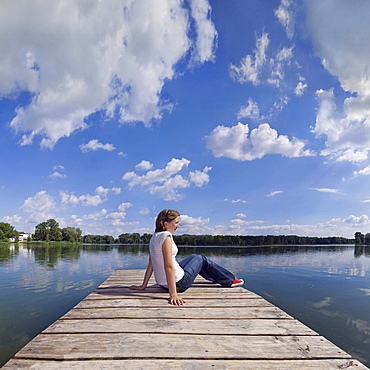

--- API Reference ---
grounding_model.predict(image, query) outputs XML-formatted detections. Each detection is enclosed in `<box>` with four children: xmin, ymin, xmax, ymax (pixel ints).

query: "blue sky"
<box><xmin>1</xmin><ymin>0</ymin><xmax>370</xmax><ymax>238</ymax></box>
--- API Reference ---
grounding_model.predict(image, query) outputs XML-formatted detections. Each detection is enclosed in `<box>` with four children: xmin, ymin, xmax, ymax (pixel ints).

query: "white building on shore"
<box><xmin>8</xmin><ymin>233</ymin><xmax>32</xmax><ymax>242</ymax></box>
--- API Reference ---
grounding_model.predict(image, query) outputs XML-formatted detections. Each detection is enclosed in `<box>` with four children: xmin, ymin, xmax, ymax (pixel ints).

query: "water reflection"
<box><xmin>2</xmin><ymin>243</ymin><xmax>369</xmax><ymax>268</ymax></box>
<box><xmin>1</xmin><ymin>243</ymin><xmax>370</xmax><ymax>367</ymax></box>
<box><xmin>0</xmin><ymin>243</ymin><xmax>19</xmax><ymax>264</ymax></box>
<box><xmin>355</xmin><ymin>245</ymin><xmax>370</xmax><ymax>258</ymax></box>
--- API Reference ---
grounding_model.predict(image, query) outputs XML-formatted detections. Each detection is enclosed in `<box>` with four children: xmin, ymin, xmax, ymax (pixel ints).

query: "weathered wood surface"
<box><xmin>62</xmin><ymin>306</ymin><xmax>293</xmax><ymax>319</ymax></box>
<box><xmin>5</xmin><ymin>359</ymin><xmax>366</xmax><ymax>369</ymax></box>
<box><xmin>3</xmin><ymin>269</ymin><xmax>369</xmax><ymax>369</ymax></box>
<box><xmin>44</xmin><ymin>318</ymin><xmax>317</xmax><ymax>335</ymax></box>
<box><xmin>6</xmin><ymin>333</ymin><xmax>352</xmax><ymax>360</ymax></box>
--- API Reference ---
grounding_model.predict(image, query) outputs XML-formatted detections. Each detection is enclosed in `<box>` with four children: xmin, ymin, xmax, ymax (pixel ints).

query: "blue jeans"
<box><xmin>175</xmin><ymin>254</ymin><xmax>235</xmax><ymax>292</ymax></box>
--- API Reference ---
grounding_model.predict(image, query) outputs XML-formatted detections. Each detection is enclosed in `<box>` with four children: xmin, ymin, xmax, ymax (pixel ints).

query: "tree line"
<box><xmin>173</xmin><ymin>234</ymin><xmax>353</xmax><ymax>246</ymax></box>
<box><xmin>1</xmin><ymin>218</ymin><xmax>355</xmax><ymax>246</ymax></box>
<box><xmin>32</xmin><ymin>220</ymin><xmax>152</xmax><ymax>244</ymax></box>
<box><xmin>31</xmin><ymin>220</ymin><xmax>355</xmax><ymax>245</ymax></box>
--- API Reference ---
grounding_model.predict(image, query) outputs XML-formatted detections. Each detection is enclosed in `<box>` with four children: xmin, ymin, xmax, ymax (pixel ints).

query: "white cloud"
<box><xmin>122</xmin><ymin>158</ymin><xmax>211</xmax><ymax>200</ymax></box>
<box><xmin>268</xmin><ymin>47</ymin><xmax>294</xmax><ymax>87</ymax></box>
<box><xmin>236</xmin><ymin>213</ymin><xmax>247</xmax><ymax>218</ymax></box>
<box><xmin>148</xmin><ymin>174</ymin><xmax>191</xmax><ymax>201</ymax></box>
<box><xmin>354</xmin><ymin>165</ymin><xmax>370</xmax><ymax>176</ymax></box>
<box><xmin>50</xmin><ymin>164</ymin><xmax>67</xmax><ymax>178</ymax></box>
<box><xmin>267</xmin><ymin>191</ymin><xmax>283</xmax><ymax>197</ymax></box>
<box><xmin>70</xmin><ymin>215</ymin><xmax>83</xmax><ymax>226</ymax></box>
<box><xmin>2</xmin><ymin>0</ymin><xmax>217</xmax><ymax>148</ymax></box>
<box><xmin>189</xmin><ymin>0</ymin><xmax>218</xmax><ymax>64</ymax></box>
<box><xmin>135</xmin><ymin>160</ymin><xmax>153</xmax><ymax>171</ymax></box>
<box><xmin>205</xmin><ymin>122</ymin><xmax>314</xmax><ymax>161</ymax></box>
<box><xmin>237</xmin><ymin>99</ymin><xmax>261</xmax><ymax>120</ymax></box>
<box><xmin>230</xmin><ymin>33</ymin><xmax>269</xmax><ymax>85</ymax></box>
<box><xmin>118</xmin><ymin>202</ymin><xmax>133</xmax><ymax>212</ymax></box>
<box><xmin>343</xmin><ymin>214</ymin><xmax>370</xmax><ymax>226</ymax></box>
<box><xmin>80</xmin><ymin>139</ymin><xmax>116</xmax><ymax>153</ymax></box>
<box><xmin>313</xmin><ymin>89</ymin><xmax>370</xmax><ymax>163</ymax></box>
<box><xmin>294</xmin><ymin>81</ymin><xmax>308</xmax><ymax>96</ymax></box>
<box><xmin>215</xmin><ymin>218</ymin><xmax>344</xmax><ymax>237</ymax></box>
<box><xmin>230</xmin><ymin>32</ymin><xmax>295</xmax><ymax>89</ymax></box>
<box><xmin>20</xmin><ymin>190</ymin><xmax>56</xmax><ymax>223</ymax></box>
<box><xmin>105</xmin><ymin>203</ymin><xmax>133</xmax><ymax>225</ymax></box>
<box><xmin>225</xmin><ymin>199</ymin><xmax>247</xmax><ymax>204</ymax></box>
<box><xmin>105</xmin><ymin>203</ymin><xmax>133</xmax><ymax>227</ymax></box>
<box><xmin>238</xmin><ymin>96</ymin><xmax>290</xmax><ymax>122</ymax></box>
<box><xmin>2</xmin><ymin>215</ymin><xmax>22</xmax><ymax>224</ymax></box>
<box><xmin>305</xmin><ymin>0</ymin><xmax>370</xmax><ymax>162</ymax></box>
<box><xmin>229</xmin><ymin>219</ymin><xmax>266</xmax><ymax>229</ymax></box>
<box><xmin>181</xmin><ymin>213</ymin><xmax>369</xmax><ymax>238</ymax></box>
<box><xmin>274</xmin><ymin>0</ymin><xmax>295</xmax><ymax>39</ymax></box>
<box><xmin>189</xmin><ymin>166</ymin><xmax>212</xmax><ymax>187</ymax></box>
<box><xmin>53</xmin><ymin>165</ymin><xmax>65</xmax><ymax>170</ymax></box>
<box><xmin>50</xmin><ymin>171</ymin><xmax>67</xmax><ymax>179</ymax></box>
<box><xmin>106</xmin><ymin>212</ymin><xmax>127</xmax><ymax>220</ymax></box>
<box><xmin>179</xmin><ymin>214</ymin><xmax>210</xmax><ymax>234</ymax></box>
<box><xmin>96</xmin><ymin>186</ymin><xmax>121</xmax><ymax>196</ymax></box>
<box><xmin>109</xmin><ymin>219</ymin><xmax>136</xmax><ymax>227</ymax></box>
<box><xmin>60</xmin><ymin>186</ymin><xmax>120</xmax><ymax>206</ymax></box>
<box><xmin>83</xmin><ymin>209</ymin><xmax>108</xmax><ymax>221</ymax></box>
<box><xmin>140</xmin><ymin>208</ymin><xmax>150</xmax><ymax>215</ymax></box>
<box><xmin>309</xmin><ymin>188</ymin><xmax>340</xmax><ymax>194</ymax></box>
<box><xmin>123</xmin><ymin>158</ymin><xmax>190</xmax><ymax>188</ymax></box>
<box><xmin>60</xmin><ymin>192</ymin><xmax>102</xmax><ymax>207</ymax></box>
<box><xmin>269</xmin><ymin>96</ymin><xmax>290</xmax><ymax>117</ymax></box>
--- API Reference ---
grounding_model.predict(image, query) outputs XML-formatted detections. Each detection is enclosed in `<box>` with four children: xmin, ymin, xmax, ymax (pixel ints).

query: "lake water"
<box><xmin>1</xmin><ymin>243</ymin><xmax>370</xmax><ymax>367</ymax></box>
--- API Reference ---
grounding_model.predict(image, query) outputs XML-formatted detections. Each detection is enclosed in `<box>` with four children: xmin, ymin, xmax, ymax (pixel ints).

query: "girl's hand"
<box><xmin>169</xmin><ymin>294</ymin><xmax>185</xmax><ymax>306</ymax></box>
<box><xmin>129</xmin><ymin>285</ymin><xmax>146</xmax><ymax>290</ymax></box>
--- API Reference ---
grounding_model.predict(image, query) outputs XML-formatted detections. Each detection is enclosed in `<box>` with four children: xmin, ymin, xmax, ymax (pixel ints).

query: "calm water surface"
<box><xmin>1</xmin><ymin>243</ymin><xmax>370</xmax><ymax>367</ymax></box>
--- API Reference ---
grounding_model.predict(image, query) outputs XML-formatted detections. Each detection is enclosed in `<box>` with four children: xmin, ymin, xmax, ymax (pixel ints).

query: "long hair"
<box><xmin>155</xmin><ymin>209</ymin><xmax>180</xmax><ymax>232</ymax></box>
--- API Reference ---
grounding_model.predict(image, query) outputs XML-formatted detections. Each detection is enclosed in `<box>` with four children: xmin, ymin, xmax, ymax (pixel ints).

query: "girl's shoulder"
<box><xmin>151</xmin><ymin>231</ymin><xmax>172</xmax><ymax>243</ymax></box>
<box><xmin>154</xmin><ymin>231</ymin><xmax>171</xmax><ymax>237</ymax></box>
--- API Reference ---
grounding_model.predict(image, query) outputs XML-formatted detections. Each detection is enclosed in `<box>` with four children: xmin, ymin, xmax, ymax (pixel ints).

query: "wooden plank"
<box><xmin>74</xmin><ymin>297</ymin><xmax>273</xmax><ymax>308</ymax></box>
<box><xmin>14</xmin><ymin>333</ymin><xmax>351</xmax><ymax>360</ymax></box>
<box><xmin>43</xmin><ymin>318</ymin><xmax>316</xmax><ymax>335</ymax></box>
<box><xmin>88</xmin><ymin>290</ymin><xmax>260</xmax><ymax>299</ymax></box>
<box><xmin>93</xmin><ymin>286</ymin><xmax>255</xmax><ymax>293</ymax></box>
<box><xmin>5</xmin><ymin>358</ymin><xmax>368</xmax><ymax>369</ymax></box>
<box><xmin>95</xmin><ymin>284</ymin><xmax>254</xmax><ymax>292</ymax></box>
<box><xmin>61</xmin><ymin>306</ymin><xmax>293</xmax><ymax>319</ymax></box>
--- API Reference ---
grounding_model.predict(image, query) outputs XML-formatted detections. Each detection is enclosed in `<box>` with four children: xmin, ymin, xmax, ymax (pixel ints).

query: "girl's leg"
<box><xmin>177</xmin><ymin>254</ymin><xmax>234</xmax><ymax>292</ymax></box>
<box><xmin>177</xmin><ymin>254</ymin><xmax>203</xmax><ymax>291</ymax></box>
<box><xmin>198</xmin><ymin>255</ymin><xmax>235</xmax><ymax>286</ymax></box>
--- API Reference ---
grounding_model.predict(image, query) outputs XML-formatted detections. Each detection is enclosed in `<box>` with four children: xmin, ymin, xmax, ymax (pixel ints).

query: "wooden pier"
<box><xmin>3</xmin><ymin>269</ymin><xmax>369</xmax><ymax>369</ymax></box>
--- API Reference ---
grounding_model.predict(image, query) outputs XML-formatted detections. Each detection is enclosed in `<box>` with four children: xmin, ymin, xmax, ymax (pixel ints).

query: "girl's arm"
<box><xmin>162</xmin><ymin>236</ymin><xmax>185</xmax><ymax>306</ymax></box>
<box><xmin>129</xmin><ymin>257</ymin><xmax>153</xmax><ymax>290</ymax></box>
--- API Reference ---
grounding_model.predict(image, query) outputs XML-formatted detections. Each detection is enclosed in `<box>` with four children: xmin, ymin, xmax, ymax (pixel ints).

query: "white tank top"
<box><xmin>149</xmin><ymin>231</ymin><xmax>184</xmax><ymax>287</ymax></box>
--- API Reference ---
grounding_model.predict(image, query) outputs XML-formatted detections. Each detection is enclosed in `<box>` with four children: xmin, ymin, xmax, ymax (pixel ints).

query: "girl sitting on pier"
<box><xmin>130</xmin><ymin>209</ymin><xmax>244</xmax><ymax>306</ymax></box>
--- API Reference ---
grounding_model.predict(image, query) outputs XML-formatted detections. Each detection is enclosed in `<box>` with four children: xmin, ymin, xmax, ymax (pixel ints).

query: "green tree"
<box><xmin>0</xmin><ymin>222</ymin><xmax>17</xmax><ymax>241</ymax></box>
<box><xmin>34</xmin><ymin>219</ymin><xmax>62</xmax><ymax>241</ymax></box>
<box><xmin>62</xmin><ymin>227</ymin><xmax>82</xmax><ymax>243</ymax></box>
<box><xmin>83</xmin><ymin>235</ymin><xmax>94</xmax><ymax>243</ymax></box>
<box><xmin>355</xmin><ymin>232</ymin><xmax>365</xmax><ymax>245</ymax></box>
<box><xmin>118</xmin><ymin>233</ymin><xmax>130</xmax><ymax>244</ymax></box>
